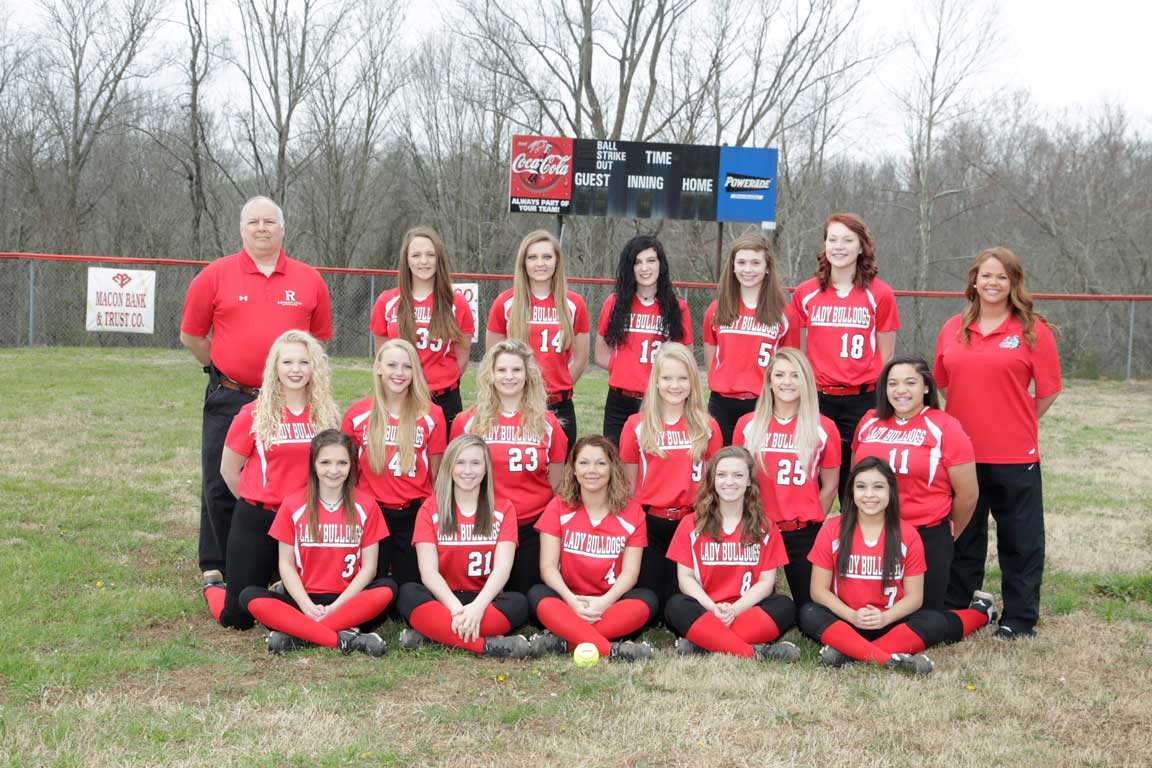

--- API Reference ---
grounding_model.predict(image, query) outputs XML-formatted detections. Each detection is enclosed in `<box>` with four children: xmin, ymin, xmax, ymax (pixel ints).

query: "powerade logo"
<box><xmin>724</xmin><ymin>173</ymin><xmax>772</xmax><ymax>196</ymax></box>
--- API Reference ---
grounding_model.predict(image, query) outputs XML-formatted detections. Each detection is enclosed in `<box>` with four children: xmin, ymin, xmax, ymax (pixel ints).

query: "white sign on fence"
<box><xmin>454</xmin><ymin>282</ymin><xmax>480</xmax><ymax>345</ymax></box>
<box><xmin>86</xmin><ymin>267</ymin><xmax>156</xmax><ymax>334</ymax></box>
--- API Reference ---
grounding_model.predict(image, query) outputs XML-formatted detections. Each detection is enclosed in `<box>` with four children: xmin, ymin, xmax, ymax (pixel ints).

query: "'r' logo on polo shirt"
<box><xmin>239</xmin><ymin>295</ymin><xmax>249</xmax><ymax>301</ymax></box>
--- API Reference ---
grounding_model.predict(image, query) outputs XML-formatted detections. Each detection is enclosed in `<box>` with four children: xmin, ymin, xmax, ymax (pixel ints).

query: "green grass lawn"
<box><xmin>0</xmin><ymin>348</ymin><xmax>1149</xmax><ymax>767</ymax></box>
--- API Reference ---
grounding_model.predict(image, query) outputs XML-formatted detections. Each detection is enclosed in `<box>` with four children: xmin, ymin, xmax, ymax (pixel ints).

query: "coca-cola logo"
<box><xmin>511</xmin><ymin>138</ymin><xmax>572</xmax><ymax>194</ymax></box>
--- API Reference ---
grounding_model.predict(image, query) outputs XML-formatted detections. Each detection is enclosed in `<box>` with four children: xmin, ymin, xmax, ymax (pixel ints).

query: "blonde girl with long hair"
<box><xmin>208</xmin><ymin>330</ymin><xmax>339</xmax><ymax>629</ymax></box>
<box><xmin>618</xmin><ymin>342</ymin><xmax>722</xmax><ymax>612</ymax></box>
<box><xmin>369</xmin><ymin>227</ymin><xmax>475</xmax><ymax>427</ymax></box>
<box><xmin>733</xmin><ymin>348</ymin><xmax>840</xmax><ymax>608</ymax></box>
<box><xmin>528</xmin><ymin>436</ymin><xmax>657</xmax><ymax>662</ymax></box>
<box><xmin>702</xmin><ymin>232</ymin><xmax>799</xmax><ymax>444</ymax></box>
<box><xmin>663</xmin><ymin>446</ymin><xmax>798</xmax><ymax>661</ymax></box>
<box><xmin>342</xmin><ymin>338</ymin><xmax>447</xmax><ymax>585</ymax></box>
<box><xmin>395</xmin><ymin>434</ymin><xmax>531</xmax><ymax>658</ymax></box>
<box><xmin>238</xmin><ymin>430</ymin><xmax>395</xmax><ymax>657</ymax></box>
<box><xmin>486</xmin><ymin>229</ymin><xmax>590</xmax><ymax>448</ymax></box>
<box><xmin>451</xmin><ymin>339</ymin><xmax>567</xmax><ymax>593</ymax></box>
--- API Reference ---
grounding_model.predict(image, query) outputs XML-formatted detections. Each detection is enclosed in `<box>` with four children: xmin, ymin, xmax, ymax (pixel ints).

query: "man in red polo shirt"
<box><xmin>180</xmin><ymin>196</ymin><xmax>332</xmax><ymax>587</ymax></box>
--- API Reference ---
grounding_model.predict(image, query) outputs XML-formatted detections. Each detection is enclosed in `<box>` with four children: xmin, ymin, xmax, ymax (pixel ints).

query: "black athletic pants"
<box><xmin>946</xmin><ymin>462</ymin><xmax>1045</xmax><ymax>633</ymax></box>
<box><xmin>396</xmin><ymin>582</ymin><xmax>530</xmax><ymax>629</ymax></box>
<box><xmin>602</xmin><ymin>388</ymin><xmax>642</xmax><ymax>447</ymax></box>
<box><xmin>707</xmin><ymin>392</ymin><xmax>759</xmax><ymax>446</ymax></box>
<box><xmin>198</xmin><ymin>381</ymin><xmax>255</xmax><ymax>574</ymax></box>
<box><xmin>507</xmin><ymin>522</ymin><xmax>541</xmax><ymax>595</ymax></box>
<box><xmin>433</xmin><ymin>386</ymin><xmax>463</xmax><ymax>434</ymax></box>
<box><xmin>779</xmin><ymin>523</ymin><xmax>823</xmax><ymax>608</ymax></box>
<box><xmin>917</xmin><ymin>519</ymin><xmax>953</xmax><ymax>612</ymax></box>
<box><xmin>220</xmin><ymin>498</ymin><xmax>278</xmax><ymax>630</ymax></box>
<box><xmin>379</xmin><ymin>499</ymin><xmax>425</xmax><ymax>586</ymax></box>
<box><xmin>817</xmin><ymin>389</ymin><xmax>876</xmax><ymax>500</ymax></box>
<box><xmin>637</xmin><ymin>514</ymin><xmax>682</xmax><ymax>616</ymax></box>
<box><xmin>664</xmin><ymin>593</ymin><xmax>796</xmax><ymax>638</ymax></box>
<box><xmin>548</xmin><ymin>396</ymin><xmax>577</xmax><ymax>455</ymax></box>
<box><xmin>798</xmin><ymin>602</ymin><xmax>949</xmax><ymax>648</ymax></box>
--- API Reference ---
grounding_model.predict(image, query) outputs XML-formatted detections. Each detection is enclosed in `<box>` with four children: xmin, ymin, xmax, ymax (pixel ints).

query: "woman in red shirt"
<box><xmin>800</xmin><ymin>457</ymin><xmax>996</xmax><ymax>672</ymax></box>
<box><xmin>238</xmin><ymin>430</ymin><xmax>394</xmax><ymax>656</ymax></box>
<box><xmin>791</xmin><ymin>214</ymin><xmax>899</xmax><ymax>497</ymax></box>
<box><xmin>663</xmin><ymin>446</ymin><xmax>799</xmax><ymax>661</ymax></box>
<box><xmin>934</xmin><ymin>247</ymin><xmax>1061</xmax><ymax>638</ymax></box>
<box><xmin>370</xmin><ymin>227</ymin><xmax>474</xmax><ymax>428</ymax></box>
<box><xmin>486</xmin><ymin>229</ymin><xmax>589</xmax><ymax>450</ymax></box>
<box><xmin>528</xmin><ymin>436</ymin><xmax>657</xmax><ymax>661</ymax></box>
<box><xmin>851</xmin><ymin>355</ymin><xmax>978</xmax><ymax>611</ymax></box>
<box><xmin>206</xmin><ymin>330</ymin><xmax>339</xmax><ymax>629</ymax></box>
<box><xmin>396</xmin><ymin>434</ymin><xmax>531</xmax><ymax>658</ymax></box>
<box><xmin>619</xmin><ymin>342</ymin><xmax>722</xmax><ymax>612</ymax></box>
<box><xmin>452</xmin><ymin>339</ymin><xmax>567</xmax><ymax>593</ymax></box>
<box><xmin>703</xmin><ymin>233</ymin><xmax>798</xmax><ymax>445</ymax></box>
<box><xmin>342</xmin><ymin>338</ymin><xmax>447</xmax><ymax>586</ymax></box>
<box><xmin>595</xmin><ymin>235</ymin><xmax>693</xmax><ymax>446</ymax></box>
<box><xmin>734</xmin><ymin>348</ymin><xmax>840</xmax><ymax>608</ymax></box>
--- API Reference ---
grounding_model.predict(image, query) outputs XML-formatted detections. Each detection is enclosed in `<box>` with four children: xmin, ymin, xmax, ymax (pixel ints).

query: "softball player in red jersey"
<box><xmin>238</xmin><ymin>430</ymin><xmax>395</xmax><ymax>656</ymax></box>
<box><xmin>791</xmin><ymin>214</ymin><xmax>898</xmax><ymax>497</ymax></box>
<box><xmin>595</xmin><ymin>235</ymin><xmax>693</xmax><ymax>446</ymax></box>
<box><xmin>734</xmin><ymin>348</ymin><xmax>840</xmax><ymax>608</ymax></box>
<box><xmin>798</xmin><ymin>457</ymin><xmax>995</xmax><ymax>673</ymax></box>
<box><xmin>452</xmin><ymin>339</ymin><xmax>568</xmax><ymax>594</ymax></box>
<box><xmin>703</xmin><ymin>233</ymin><xmax>799</xmax><ymax>445</ymax></box>
<box><xmin>396</xmin><ymin>434</ymin><xmax>531</xmax><ymax>658</ymax></box>
<box><xmin>205</xmin><ymin>331</ymin><xmax>340</xmax><ymax>630</ymax></box>
<box><xmin>619</xmin><ymin>342</ymin><xmax>722</xmax><ymax>611</ymax></box>
<box><xmin>663</xmin><ymin>446</ymin><xmax>799</xmax><ymax>661</ymax></box>
<box><xmin>934</xmin><ymin>247</ymin><xmax>1061</xmax><ymax>638</ymax></box>
<box><xmin>852</xmin><ymin>355</ymin><xmax>978</xmax><ymax>611</ymax></box>
<box><xmin>370</xmin><ymin>227</ymin><xmax>474</xmax><ymax>428</ymax></box>
<box><xmin>342</xmin><ymin>338</ymin><xmax>447</xmax><ymax>586</ymax></box>
<box><xmin>486</xmin><ymin>229</ymin><xmax>589</xmax><ymax>450</ymax></box>
<box><xmin>528</xmin><ymin>436</ymin><xmax>658</xmax><ymax>661</ymax></box>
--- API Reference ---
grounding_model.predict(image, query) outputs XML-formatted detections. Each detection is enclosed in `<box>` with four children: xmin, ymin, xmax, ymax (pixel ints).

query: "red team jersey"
<box><xmin>666</xmin><ymin>516</ymin><xmax>789</xmax><ymax>604</ymax></box>
<box><xmin>852</xmin><ymin>407</ymin><xmax>976</xmax><ymax>528</ymax></box>
<box><xmin>180</xmin><ymin>249</ymin><xmax>333</xmax><ymax>388</ymax></box>
<box><xmin>225</xmin><ymin>403</ymin><xmax>318</xmax><ymax>506</ymax></box>
<box><xmin>412</xmin><ymin>494</ymin><xmax>519</xmax><ymax>592</ymax></box>
<box><xmin>808</xmin><ymin>516</ymin><xmax>927</xmax><ymax>611</ymax></box>
<box><xmin>934</xmin><ymin>314</ymin><xmax>1062</xmax><ymax>464</ymax></box>
<box><xmin>534</xmin><ymin>497</ymin><xmax>648</xmax><ymax>597</ymax></box>
<box><xmin>369</xmin><ymin>288</ymin><xmax>475</xmax><ymax>391</ymax></box>
<box><xmin>268</xmin><ymin>489</ymin><xmax>389</xmax><ymax>595</ymax></box>
<box><xmin>451</xmin><ymin>409</ymin><xmax>568</xmax><ymax>525</ymax></box>
<box><xmin>486</xmin><ymin>288</ymin><xmax>590</xmax><ymax>394</ymax></box>
<box><xmin>597</xmin><ymin>294</ymin><xmax>694</xmax><ymax>392</ymax></box>
<box><xmin>702</xmin><ymin>300</ymin><xmax>800</xmax><ymax>396</ymax></box>
<box><xmin>791</xmin><ymin>277</ymin><xmax>900</xmax><ymax>388</ymax></box>
<box><xmin>342</xmin><ymin>398</ymin><xmax>447</xmax><ymax>506</ymax></box>
<box><xmin>618</xmin><ymin>414</ymin><xmax>723</xmax><ymax>510</ymax></box>
<box><xmin>733</xmin><ymin>412</ymin><xmax>842</xmax><ymax>525</ymax></box>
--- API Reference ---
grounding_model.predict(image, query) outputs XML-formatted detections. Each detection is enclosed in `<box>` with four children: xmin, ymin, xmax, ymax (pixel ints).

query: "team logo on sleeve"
<box><xmin>999</xmin><ymin>335</ymin><xmax>1021</xmax><ymax>349</ymax></box>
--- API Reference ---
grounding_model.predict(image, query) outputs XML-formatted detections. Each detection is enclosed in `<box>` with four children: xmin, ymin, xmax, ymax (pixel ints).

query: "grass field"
<box><xmin>1</xmin><ymin>348</ymin><xmax>1150</xmax><ymax>767</ymax></box>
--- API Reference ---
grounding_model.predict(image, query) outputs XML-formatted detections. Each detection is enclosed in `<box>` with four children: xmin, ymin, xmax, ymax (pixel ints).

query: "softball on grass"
<box><xmin>572</xmin><ymin>642</ymin><xmax>600</xmax><ymax>668</ymax></box>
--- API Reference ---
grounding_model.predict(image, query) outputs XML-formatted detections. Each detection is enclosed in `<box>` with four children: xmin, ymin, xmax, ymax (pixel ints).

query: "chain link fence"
<box><xmin>2</xmin><ymin>255</ymin><xmax>1149</xmax><ymax>378</ymax></box>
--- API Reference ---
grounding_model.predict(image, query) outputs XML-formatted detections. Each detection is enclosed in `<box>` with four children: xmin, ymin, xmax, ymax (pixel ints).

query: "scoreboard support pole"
<box><xmin>557</xmin><ymin>215</ymin><xmax>567</xmax><ymax>249</ymax></box>
<box><xmin>714</xmin><ymin>221</ymin><xmax>725</xmax><ymax>282</ymax></box>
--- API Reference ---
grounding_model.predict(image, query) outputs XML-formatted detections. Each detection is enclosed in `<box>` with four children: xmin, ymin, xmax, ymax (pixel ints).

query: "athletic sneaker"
<box><xmin>970</xmin><ymin>590</ymin><xmax>998</xmax><ymax>626</ymax></box>
<box><xmin>884</xmin><ymin>652</ymin><xmax>935</xmax><ymax>675</ymax></box>
<box><xmin>675</xmin><ymin>637</ymin><xmax>704</xmax><ymax>656</ymax></box>
<box><xmin>994</xmin><ymin>624</ymin><xmax>1037</xmax><ymax>640</ymax></box>
<box><xmin>337</xmin><ymin>629</ymin><xmax>388</xmax><ymax>657</ymax></box>
<box><xmin>398</xmin><ymin>627</ymin><xmax>426</xmax><ymax>651</ymax></box>
<box><xmin>608</xmin><ymin>640</ymin><xmax>653</xmax><ymax>662</ymax></box>
<box><xmin>529</xmin><ymin>631</ymin><xmax>568</xmax><ymax>657</ymax></box>
<box><xmin>482</xmin><ymin>635</ymin><xmax>530</xmax><ymax>659</ymax></box>
<box><xmin>266</xmin><ymin>631</ymin><xmax>307</xmax><ymax>655</ymax></box>
<box><xmin>269</xmin><ymin>580</ymin><xmax>286</xmax><ymax>595</ymax></box>
<box><xmin>201</xmin><ymin>569</ymin><xmax>223</xmax><ymax>588</ymax></box>
<box><xmin>818</xmin><ymin>645</ymin><xmax>852</xmax><ymax>668</ymax></box>
<box><xmin>753</xmin><ymin>641</ymin><xmax>801</xmax><ymax>663</ymax></box>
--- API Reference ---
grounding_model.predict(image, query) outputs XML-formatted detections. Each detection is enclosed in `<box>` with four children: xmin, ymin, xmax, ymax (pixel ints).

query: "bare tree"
<box><xmin>31</xmin><ymin>0</ymin><xmax>160</xmax><ymax>250</ymax></box>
